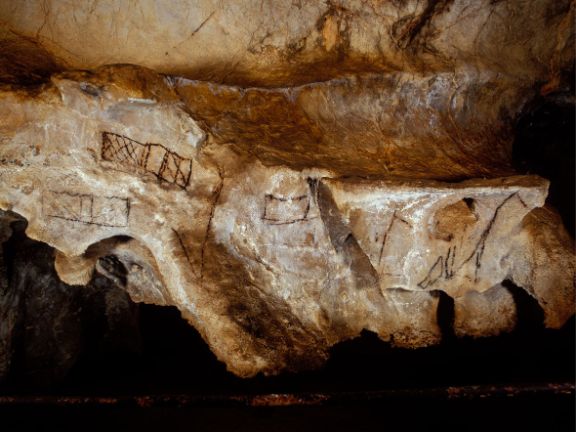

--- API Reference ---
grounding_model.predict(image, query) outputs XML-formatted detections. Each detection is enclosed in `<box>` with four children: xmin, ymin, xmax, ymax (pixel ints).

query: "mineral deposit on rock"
<box><xmin>0</xmin><ymin>0</ymin><xmax>574</xmax><ymax>377</ymax></box>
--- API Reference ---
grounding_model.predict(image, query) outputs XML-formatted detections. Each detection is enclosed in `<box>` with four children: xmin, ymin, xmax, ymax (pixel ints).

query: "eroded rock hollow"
<box><xmin>0</xmin><ymin>0</ymin><xmax>574</xmax><ymax>377</ymax></box>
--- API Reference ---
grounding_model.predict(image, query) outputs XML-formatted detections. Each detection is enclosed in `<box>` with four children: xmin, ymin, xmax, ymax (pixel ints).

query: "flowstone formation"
<box><xmin>0</xmin><ymin>0</ymin><xmax>574</xmax><ymax>377</ymax></box>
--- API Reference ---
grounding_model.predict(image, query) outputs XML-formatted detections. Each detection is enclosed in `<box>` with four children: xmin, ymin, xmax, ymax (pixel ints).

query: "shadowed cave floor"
<box><xmin>0</xmin><ymin>294</ymin><xmax>574</xmax><ymax>431</ymax></box>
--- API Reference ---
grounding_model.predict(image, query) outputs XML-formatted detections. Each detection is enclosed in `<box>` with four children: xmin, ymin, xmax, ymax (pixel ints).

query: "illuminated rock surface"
<box><xmin>0</xmin><ymin>0</ymin><xmax>573</xmax><ymax>377</ymax></box>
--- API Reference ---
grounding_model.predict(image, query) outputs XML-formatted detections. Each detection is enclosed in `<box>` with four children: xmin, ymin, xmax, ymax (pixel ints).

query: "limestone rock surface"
<box><xmin>0</xmin><ymin>0</ymin><xmax>574</xmax><ymax>377</ymax></box>
<box><xmin>0</xmin><ymin>64</ymin><xmax>573</xmax><ymax>377</ymax></box>
<box><xmin>0</xmin><ymin>0</ymin><xmax>573</xmax><ymax>87</ymax></box>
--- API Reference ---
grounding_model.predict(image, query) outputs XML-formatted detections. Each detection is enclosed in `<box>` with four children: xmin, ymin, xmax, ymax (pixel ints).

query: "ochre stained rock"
<box><xmin>0</xmin><ymin>64</ymin><xmax>573</xmax><ymax>377</ymax></box>
<box><xmin>0</xmin><ymin>0</ymin><xmax>573</xmax><ymax>87</ymax></box>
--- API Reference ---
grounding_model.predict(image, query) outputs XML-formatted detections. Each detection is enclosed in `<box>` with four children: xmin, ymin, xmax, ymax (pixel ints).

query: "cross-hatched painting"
<box><xmin>43</xmin><ymin>190</ymin><xmax>129</xmax><ymax>228</ymax></box>
<box><xmin>101</xmin><ymin>132</ymin><xmax>192</xmax><ymax>188</ymax></box>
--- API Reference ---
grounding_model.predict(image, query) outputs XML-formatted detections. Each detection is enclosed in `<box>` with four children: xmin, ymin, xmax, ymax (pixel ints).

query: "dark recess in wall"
<box><xmin>513</xmin><ymin>88</ymin><xmax>575</xmax><ymax>236</ymax></box>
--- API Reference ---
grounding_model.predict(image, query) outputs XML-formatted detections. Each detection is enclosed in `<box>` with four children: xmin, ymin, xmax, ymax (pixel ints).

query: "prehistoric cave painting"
<box><xmin>170</xmin><ymin>227</ymin><xmax>201</xmax><ymax>278</ymax></box>
<box><xmin>418</xmin><ymin>193</ymin><xmax>521</xmax><ymax>289</ymax></box>
<box><xmin>171</xmin><ymin>228</ymin><xmax>193</xmax><ymax>267</ymax></box>
<box><xmin>43</xmin><ymin>190</ymin><xmax>130</xmax><ymax>228</ymax></box>
<box><xmin>342</xmin><ymin>206</ymin><xmax>412</xmax><ymax>285</ymax></box>
<box><xmin>371</xmin><ymin>210</ymin><xmax>413</xmax><ymax>285</ymax></box>
<box><xmin>418</xmin><ymin>246</ymin><xmax>456</xmax><ymax>289</ymax></box>
<box><xmin>101</xmin><ymin>132</ymin><xmax>192</xmax><ymax>188</ymax></box>
<box><xmin>377</xmin><ymin>211</ymin><xmax>412</xmax><ymax>267</ymax></box>
<box><xmin>457</xmin><ymin>192</ymin><xmax>523</xmax><ymax>283</ymax></box>
<box><xmin>261</xmin><ymin>193</ymin><xmax>312</xmax><ymax>225</ymax></box>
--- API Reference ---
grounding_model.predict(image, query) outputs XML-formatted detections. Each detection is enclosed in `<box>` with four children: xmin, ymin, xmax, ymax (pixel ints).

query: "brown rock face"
<box><xmin>0</xmin><ymin>0</ymin><xmax>573</xmax><ymax>87</ymax></box>
<box><xmin>0</xmin><ymin>1</ymin><xmax>574</xmax><ymax>377</ymax></box>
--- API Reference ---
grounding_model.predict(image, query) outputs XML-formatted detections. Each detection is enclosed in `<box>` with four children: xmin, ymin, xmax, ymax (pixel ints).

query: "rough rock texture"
<box><xmin>0</xmin><ymin>218</ymin><xmax>140</xmax><ymax>385</ymax></box>
<box><xmin>0</xmin><ymin>210</ymin><xmax>16</xmax><ymax>380</ymax></box>
<box><xmin>0</xmin><ymin>66</ymin><xmax>573</xmax><ymax>377</ymax></box>
<box><xmin>0</xmin><ymin>0</ymin><xmax>573</xmax><ymax>87</ymax></box>
<box><xmin>0</xmin><ymin>1</ymin><xmax>574</xmax><ymax>377</ymax></box>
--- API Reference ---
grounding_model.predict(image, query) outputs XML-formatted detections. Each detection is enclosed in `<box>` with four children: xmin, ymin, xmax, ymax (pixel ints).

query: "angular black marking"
<box><xmin>418</xmin><ymin>256</ymin><xmax>444</xmax><ymax>289</ymax></box>
<box><xmin>101</xmin><ymin>132</ymin><xmax>192</xmax><ymax>189</ymax></box>
<box><xmin>43</xmin><ymin>190</ymin><xmax>129</xmax><ymax>228</ymax></box>
<box><xmin>459</xmin><ymin>193</ymin><xmax>517</xmax><ymax>282</ymax></box>
<box><xmin>261</xmin><ymin>193</ymin><xmax>311</xmax><ymax>225</ymax></box>
<box><xmin>418</xmin><ymin>193</ymin><xmax>520</xmax><ymax>288</ymax></box>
